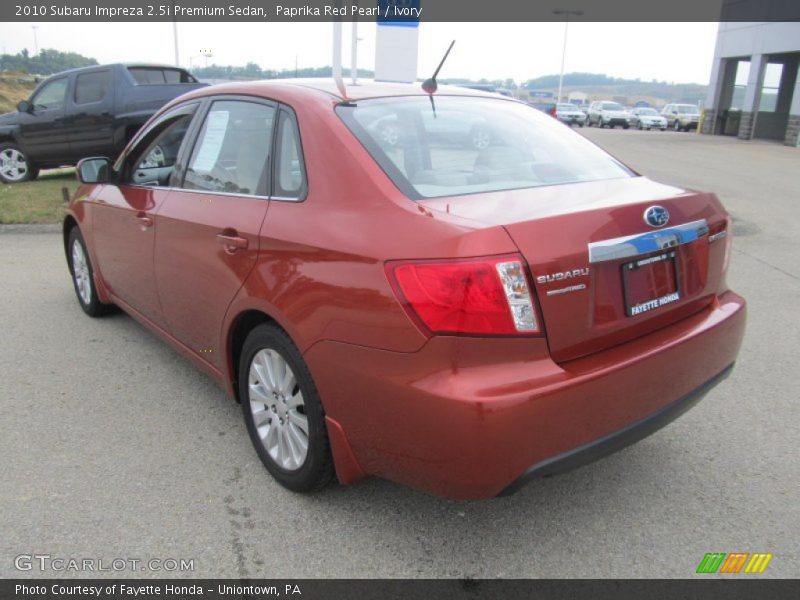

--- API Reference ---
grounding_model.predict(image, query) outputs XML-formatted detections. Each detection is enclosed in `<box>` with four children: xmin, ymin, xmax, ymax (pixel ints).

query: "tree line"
<box><xmin>0</xmin><ymin>49</ymin><xmax>97</xmax><ymax>75</ymax></box>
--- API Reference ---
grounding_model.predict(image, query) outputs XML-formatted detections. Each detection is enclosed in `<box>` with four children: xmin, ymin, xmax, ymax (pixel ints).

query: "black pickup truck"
<box><xmin>0</xmin><ymin>63</ymin><xmax>206</xmax><ymax>183</ymax></box>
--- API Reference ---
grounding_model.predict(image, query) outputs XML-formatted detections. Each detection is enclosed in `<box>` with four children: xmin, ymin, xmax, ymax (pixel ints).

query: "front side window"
<box><xmin>185</xmin><ymin>100</ymin><xmax>276</xmax><ymax>196</ymax></box>
<box><xmin>32</xmin><ymin>78</ymin><xmax>68</xmax><ymax>110</ymax></box>
<box><xmin>125</xmin><ymin>111</ymin><xmax>195</xmax><ymax>186</ymax></box>
<box><xmin>75</xmin><ymin>71</ymin><xmax>111</xmax><ymax>104</ymax></box>
<box><xmin>337</xmin><ymin>96</ymin><xmax>633</xmax><ymax>200</ymax></box>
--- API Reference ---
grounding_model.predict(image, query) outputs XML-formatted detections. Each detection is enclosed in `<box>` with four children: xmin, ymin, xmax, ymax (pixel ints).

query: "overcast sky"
<box><xmin>0</xmin><ymin>22</ymin><xmax>719</xmax><ymax>84</ymax></box>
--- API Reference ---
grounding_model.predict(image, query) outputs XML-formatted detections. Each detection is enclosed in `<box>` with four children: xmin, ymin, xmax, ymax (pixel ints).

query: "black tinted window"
<box><xmin>75</xmin><ymin>71</ymin><xmax>111</xmax><ymax>104</ymax></box>
<box><xmin>128</xmin><ymin>67</ymin><xmax>196</xmax><ymax>85</ymax></box>
<box><xmin>185</xmin><ymin>100</ymin><xmax>276</xmax><ymax>196</ymax></box>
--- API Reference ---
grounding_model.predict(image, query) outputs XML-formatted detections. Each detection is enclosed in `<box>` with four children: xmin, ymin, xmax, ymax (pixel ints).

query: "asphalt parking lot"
<box><xmin>1</xmin><ymin>129</ymin><xmax>798</xmax><ymax>579</ymax></box>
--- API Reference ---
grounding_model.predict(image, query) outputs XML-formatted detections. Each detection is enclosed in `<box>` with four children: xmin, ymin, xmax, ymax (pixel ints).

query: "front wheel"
<box><xmin>240</xmin><ymin>324</ymin><xmax>334</xmax><ymax>493</ymax></box>
<box><xmin>0</xmin><ymin>142</ymin><xmax>37</xmax><ymax>184</ymax></box>
<box><xmin>67</xmin><ymin>227</ymin><xmax>112</xmax><ymax>317</ymax></box>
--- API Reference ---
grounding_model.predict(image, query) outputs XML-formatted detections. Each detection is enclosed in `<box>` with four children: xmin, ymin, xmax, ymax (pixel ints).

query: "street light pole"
<box><xmin>554</xmin><ymin>9</ymin><xmax>583</xmax><ymax>103</ymax></box>
<box><xmin>171</xmin><ymin>1</ymin><xmax>180</xmax><ymax>66</ymax></box>
<box><xmin>31</xmin><ymin>26</ymin><xmax>39</xmax><ymax>56</ymax></box>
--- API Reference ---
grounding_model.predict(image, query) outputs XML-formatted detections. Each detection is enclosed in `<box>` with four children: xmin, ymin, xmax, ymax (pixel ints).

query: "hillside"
<box><xmin>521</xmin><ymin>72</ymin><xmax>708</xmax><ymax>105</ymax></box>
<box><xmin>0</xmin><ymin>74</ymin><xmax>37</xmax><ymax>113</ymax></box>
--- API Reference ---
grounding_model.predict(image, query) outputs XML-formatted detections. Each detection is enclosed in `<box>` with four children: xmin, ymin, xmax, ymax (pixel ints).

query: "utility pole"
<box><xmin>171</xmin><ymin>1</ymin><xmax>180</xmax><ymax>66</ymax></box>
<box><xmin>31</xmin><ymin>26</ymin><xmax>39</xmax><ymax>56</ymax></box>
<box><xmin>351</xmin><ymin>21</ymin><xmax>358</xmax><ymax>84</ymax></box>
<box><xmin>554</xmin><ymin>9</ymin><xmax>583</xmax><ymax>103</ymax></box>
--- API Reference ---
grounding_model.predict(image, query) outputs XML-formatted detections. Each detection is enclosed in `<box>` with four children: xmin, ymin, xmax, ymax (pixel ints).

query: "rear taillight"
<box><xmin>386</xmin><ymin>255</ymin><xmax>542</xmax><ymax>336</ymax></box>
<box><xmin>708</xmin><ymin>218</ymin><xmax>732</xmax><ymax>274</ymax></box>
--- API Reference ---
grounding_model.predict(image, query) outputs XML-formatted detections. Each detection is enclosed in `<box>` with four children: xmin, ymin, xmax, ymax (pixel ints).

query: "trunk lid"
<box><xmin>419</xmin><ymin>177</ymin><xmax>730</xmax><ymax>362</ymax></box>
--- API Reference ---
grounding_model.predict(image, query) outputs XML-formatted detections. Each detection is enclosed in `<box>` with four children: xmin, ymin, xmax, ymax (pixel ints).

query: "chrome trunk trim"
<box><xmin>588</xmin><ymin>219</ymin><xmax>709</xmax><ymax>264</ymax></box>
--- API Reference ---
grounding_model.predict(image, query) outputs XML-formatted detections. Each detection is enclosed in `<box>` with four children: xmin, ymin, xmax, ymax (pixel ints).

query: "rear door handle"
<box><xmin>217</xmin><ymin>232</ymin><xmax>249</xmax><ymax>253</ymax></box>
<box><xmin>136</xmin><ymin>211</ymin><xmax>153</xmax><ymax>228</ymax></box>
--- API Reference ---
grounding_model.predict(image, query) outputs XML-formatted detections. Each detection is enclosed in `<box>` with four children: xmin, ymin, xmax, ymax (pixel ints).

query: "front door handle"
<box><xmin>136</xmin><ymin>211</ymin><xmax>153</xmax><ymax>228</ymax></box>
<box><xmin>217</xmin><ymin>232</ymin><xmax>249</xmax><ymax>253</ymax></box>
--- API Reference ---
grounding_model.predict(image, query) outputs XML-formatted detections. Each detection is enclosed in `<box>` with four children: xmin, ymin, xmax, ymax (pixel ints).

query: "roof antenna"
<box><xmin>421</xmin><ymin>40</ymin><xmax>455</xmax><ymax>118</ymax></box>
<box><xmin>422</xmin><ymin>40</ymin><xmax>455</xmax><ymax>94</ymax></box>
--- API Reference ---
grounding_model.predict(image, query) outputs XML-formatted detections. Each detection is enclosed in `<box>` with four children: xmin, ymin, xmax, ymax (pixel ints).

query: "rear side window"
<box><xmin>337</xmin><ymin>96</ymin><xmax>633</xmax><ymax>200</ymax></box>
<box><xmin>273</xmin><ymin>110</ymin><xmax>307</xmax><ymax>199</ymax></box>
<box><xmin>184</xmin><ymin>100</ymin><xmax>276</xmax><ymax>196</ymax></box>
<box><xmin>74</xmin><ymin>70</ymin><xmax>111</xmax><ymax>104</ymax></box>
<box><xmin>128</xmin><ymin>67</ymin><xmax>196</xmax><ymax>85</ymax></box>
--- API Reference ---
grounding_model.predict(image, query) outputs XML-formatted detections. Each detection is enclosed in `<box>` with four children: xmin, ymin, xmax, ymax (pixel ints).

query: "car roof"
<box><xmin>42</xmin><ymin>62</ymin><xmax>188</xmax><ymax>78</ymax></box>
<box><xmin>182</xmin><ymin>78</ymin><xmax>507</xmax><ymax>103</ymax></box>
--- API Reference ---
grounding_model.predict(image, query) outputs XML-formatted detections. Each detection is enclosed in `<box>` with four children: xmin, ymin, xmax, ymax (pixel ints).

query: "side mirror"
<box><xmin>17</xmin><ymin>100</ymin><xmax>31</xmax><ymax>113</ymax></box>
<box><xmin>77</xmin><ymin>157</ymin><xmax>111</xmax><ymax>184</ymax></box>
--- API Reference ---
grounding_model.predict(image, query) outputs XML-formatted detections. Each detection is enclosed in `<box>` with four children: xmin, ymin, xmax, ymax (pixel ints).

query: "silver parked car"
<box><xmin>631</xmin><ymin>107</ymin><xmax>667</xmax><ymax>130</ymax></box>
<box><xmin>555</xmin><ymin>103</ymin><xmax>586</xmax><ymax>127</ymax></box>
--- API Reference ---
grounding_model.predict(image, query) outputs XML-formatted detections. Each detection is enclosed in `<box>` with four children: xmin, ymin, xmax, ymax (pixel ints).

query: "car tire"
<box><xmin>470</xmin><ymin>127</ymin><xmax>491</xmax><ymax>150</ymax></box>
<box><xmin>674</xmin><ymin>120</ymin><xmax>682</xmax><ymax>132</ymax></box>
<box><xmin>378</xmin><ymin>123</ymin><xmax>400</xmax><ymax>148</ymax></box>
<box><xmin>623</xmin><ymin>123</ymin><xmax>630</xmax><ymax>129</ymax></box>
<box><xmin>599</xmin><ymin>118</ymin><xmax>605</xmax><ymax>128</ymax></box>
<box><xmin>67</xmin><ymin>227</ymin><xmax>113</xmax><ymax>317</ymax></box>
<box><xmin>0</xmin><ymin>142</ymin><xmax>37</xmax><ymax>184</ymax></box>
<box><xmin>637</xmin><ymin>122</ymin><xmax>643</xmax><ymax>130</ymax></box>
<box><xmin>578</xmin><ymin>123</ymin><xmax>584</xmax><ymax>128</ymax></box>
<box><xmin>240</xmin><ymin>323</ymin><xmax>334</xmax><ymax>493</ymax></box>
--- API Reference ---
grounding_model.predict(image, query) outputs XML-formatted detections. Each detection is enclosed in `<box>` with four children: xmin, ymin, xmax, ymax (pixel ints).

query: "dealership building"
<box><xmin>702</xmin><ymin>20</ymin><xmax>800</xmax><ymax>146</ymax></box>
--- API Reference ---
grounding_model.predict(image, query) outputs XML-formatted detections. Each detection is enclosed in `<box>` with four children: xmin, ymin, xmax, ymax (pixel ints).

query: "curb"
<box><xmin>0</xmin><ymin>223</ymin><xmax>61</xmax><ymax>234</ymax></box>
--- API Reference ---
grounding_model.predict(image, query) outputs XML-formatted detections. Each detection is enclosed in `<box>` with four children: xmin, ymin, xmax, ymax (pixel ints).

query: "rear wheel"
<box><xmin>240</xmin><ymin>323</ymin><xmax>334</xmax><ymax>493</ymax></box>
<box><xmin>0</xmin><ymin>143</ymin><xmax>37</xmax><ymax>183</ymax></box>
<box><xmin>67</xmin><ymin>227</ymin><xmax>112</xmax><ymax>317</ymax></box>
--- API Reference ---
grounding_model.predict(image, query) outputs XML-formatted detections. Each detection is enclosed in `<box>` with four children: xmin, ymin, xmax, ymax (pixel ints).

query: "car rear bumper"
<box><xmin>305</xmin><ymin>291</ymin><xmax>746</xmax><ymax>499</ymax></box>
<box><xmin>498</xmin><ymin>362</ymin><xmax>733</xmax><ymax>495</ymax></box>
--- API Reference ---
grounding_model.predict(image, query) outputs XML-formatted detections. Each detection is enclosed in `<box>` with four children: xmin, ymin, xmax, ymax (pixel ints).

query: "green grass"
<box><xmin>0</xmin><ymin>168</ymin><xmax>77</xmax><ymax>224</ymax></box>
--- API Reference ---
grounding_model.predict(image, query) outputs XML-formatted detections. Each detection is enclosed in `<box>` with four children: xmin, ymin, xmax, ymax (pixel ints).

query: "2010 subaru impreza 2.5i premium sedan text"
<box><xmin>64</xmin><ymin>80</ymin><xmax>746</xmax><ymax>499</ymax></box>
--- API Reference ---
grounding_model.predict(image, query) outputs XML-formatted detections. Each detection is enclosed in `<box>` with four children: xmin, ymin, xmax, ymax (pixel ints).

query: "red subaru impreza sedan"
<box><xmin>64</xmin><ymin>80</ymin><xmax>745</xmax><ymax>499</ymax></box>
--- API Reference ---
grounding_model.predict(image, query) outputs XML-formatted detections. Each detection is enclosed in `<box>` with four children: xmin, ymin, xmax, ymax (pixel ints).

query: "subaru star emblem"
<box><xmin>644</xmin><ymin>205</ymin><xmax>670</xmax><ymax>228</ymax></box>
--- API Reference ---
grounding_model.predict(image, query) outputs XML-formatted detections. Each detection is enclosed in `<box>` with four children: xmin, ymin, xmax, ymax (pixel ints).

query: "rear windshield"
<box><xmin>336</xmin><ymin>96</ymin><xmax>633</xmax><ymax>200</ymax></box>
<box><xmin>602</xmin><ymin>102</ymin><xmax>625</xmax><ymax>111</ymax></box>
<box><xmin>128</xmin><ymin>67</ymin><xmax>197</xmax><ymax>85</ymax></box>
<box><xmin>637</xmin><ymin>108</ymin><xmax>658</xmax><ymax>115</ymax></box>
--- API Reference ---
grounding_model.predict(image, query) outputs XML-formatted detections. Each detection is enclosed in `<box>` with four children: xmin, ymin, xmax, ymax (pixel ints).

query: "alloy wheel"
<box><xmin>71</xmin><ymin>239</ymin><xmax>92</xmax><ymax>305</ymax></box>
<box><xmin>248</xmin><ymin>348</ymin><xmax>309</xmax><ymax>471</ymax></box>
<box><xmin>472</xmin><ymin>129</ymin><xmax>491</xmax><ymax>150</ymax></box>
<box><xmin>0</xmin><ymin>148</ymin><xmax>29</xmax><ymax>182</ymax></box>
